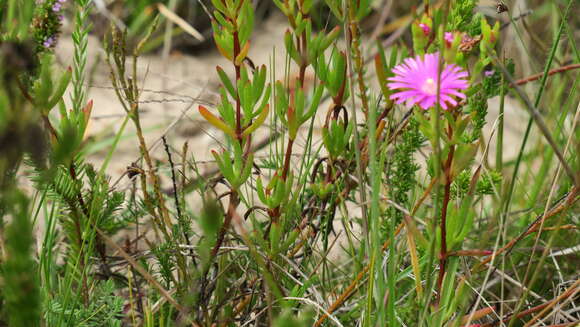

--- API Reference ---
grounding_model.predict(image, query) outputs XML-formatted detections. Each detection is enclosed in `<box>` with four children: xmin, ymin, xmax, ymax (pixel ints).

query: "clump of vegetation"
<box><xmin>0</xmin><ymin>0</ymin><xmax>578</xmax><ymax>326</ymax></box>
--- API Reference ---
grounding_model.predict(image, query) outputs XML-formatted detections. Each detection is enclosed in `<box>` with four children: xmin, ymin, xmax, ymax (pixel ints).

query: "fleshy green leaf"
<box><xmin>243</xmin><ymin>104</ymin><xmax>269</xmax><ymax>136</ymax></box>
<box><xmin>199</xmin><ymin>105</ymin><xmax>236</xmax><ymax>138</ymax></box>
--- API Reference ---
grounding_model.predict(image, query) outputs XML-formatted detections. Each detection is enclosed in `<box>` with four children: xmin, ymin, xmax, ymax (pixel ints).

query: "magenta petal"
<box><xmin>419</xmin><ymin>96</ymin><xmax>435</xmax><ymax>109</ymax></box>
<box><xmin>444</xmin><ymin>89</ymin><xmax>467</xmax><ymax>98</ymax></box>
<box><xmin>388</xmin><ymin>82</ymin><xmax>414</xmax><ymax>89</ymax></box>
<box><xmin>441</xmin><ymin>95</ymin><xmax>458</xmax><ymax>106</ymax></box>
<box><xmin>386</xmin><ymin>52</ymin><xmax>469</xmax><ymax>109</ymax></box>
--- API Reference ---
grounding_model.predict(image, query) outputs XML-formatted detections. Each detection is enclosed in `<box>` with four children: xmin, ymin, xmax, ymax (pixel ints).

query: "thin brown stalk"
<box><xmin>210</xmin><ymin>191</ymin><xmax>240</xmax><ymax>257</ymax></box>
<box><xmin>233</xmin><ymin>30</ymin><xmax>242</xmax><ymax>140</ymax></box>
<box><xmin>348</xmin><ymin>21</ymin><xmax>370</xmax><ymax>118</ymax></box>
<box><xmin>448</xmin><ymin>249</ymin><xmax>494</xmax><ymax>257</ymax></box>
<box><xmin>514</xmin><ymin>63</ymin><xmax>580</xmax><ymax>86</ymax></box>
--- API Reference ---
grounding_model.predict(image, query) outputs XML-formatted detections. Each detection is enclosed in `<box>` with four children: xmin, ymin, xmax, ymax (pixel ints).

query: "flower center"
<box><xmin>421</xmin><ymin>78</ymin><xmax>438</xmax><ymax>95</ymax></box>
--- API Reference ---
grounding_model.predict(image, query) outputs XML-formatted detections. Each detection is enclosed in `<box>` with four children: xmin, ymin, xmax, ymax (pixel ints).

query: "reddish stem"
<box><xmin>211</xmin><ymin>191</ymin><xmax>239</xmax><ymax>257</ymax></box>
<box><xmin>435</xmin><ymin>132</ymin><xmax>455</xmax><ymax>306</ymax></box>
<box><xmin>448</xmin><ymin>249</ymin><xmax>493</xmax><ymax>257</ymax></box>
<box><xmin>212</xmin><ymin>10</ymin><xmax>245</xmax><ymax>260</ymax></box>
<box><xmin>514</xmin><ymin>63</ymin><xmax>580</xmax><ymax>86</ymax></box>
<box><xmin>270</xmin><ymin>30</ymin><xmax>307</xmax><ymax>223</ymax></box>
<box><xmin>233</xmin><ymin>30</ymin><xmax>242</xmax><ymax>140</ymax></box>
<box><xmin>281</xmin><ymin>138</ymin><xmax>294</xmax><ymax>180</ymax></box>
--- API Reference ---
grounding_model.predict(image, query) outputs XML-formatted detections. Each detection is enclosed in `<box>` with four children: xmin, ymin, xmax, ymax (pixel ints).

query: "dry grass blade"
<box><xmin>157</xmin><ymin>3</ymin><xmax>205</xmax><ymax>42</ymax></box>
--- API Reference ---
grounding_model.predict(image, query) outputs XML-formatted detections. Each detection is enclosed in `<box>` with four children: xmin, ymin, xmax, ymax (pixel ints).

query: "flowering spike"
<box><xmin>387</xmin><ymin>52</ymin><xmax>469</xmax><ymax>110</ymax></box>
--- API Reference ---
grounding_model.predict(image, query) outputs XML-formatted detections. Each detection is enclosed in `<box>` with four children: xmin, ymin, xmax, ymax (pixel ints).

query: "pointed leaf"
<box><xmin>302</xmin><ymin>83</ymin><xmax>323</xmax><ymax>124</ymax></box>
<box><xmin>45</xmin><ymin>67</ymin><xmax>72</xmax><ymax>112</ymax></box>
<box><xmin>235</xmin><ymin>41</ymin><xmax>251</xmax><ymax>65</ymax></box>
<box><xmin>256</xmin><ymin>176</ymin><xmax>268</xmax><ymax>204</ymax></box>
<box><xmin>243</xmin><ymin>104</ymin><xmax>269</xmax><ymax>137</ymax></box>
<box><xmin>199</xmin><ymin>105</ymin><xmax>235</xmax><ymax>138</ymax></box>
<box><xmin>217</xmin><ymin>66</ymin><xmax>237</xmax><ymax>99</ymax></box>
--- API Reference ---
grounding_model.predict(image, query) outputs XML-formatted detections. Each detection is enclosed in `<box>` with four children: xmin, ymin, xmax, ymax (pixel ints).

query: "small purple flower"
<box><xmin>58</xmin><ymin>15</ymin><xmax>64</xmax><ymax>21</ymax></box>
<box><xmin>43</xmin><ymin>36</ymin><xmax>56</xmax><ymax>48</ymax></box>
<box><xmin>444</xmin><ymin>32</ymin><xmax>454</xmax><ymax>46</ymax></box>
<box><xmin>484</xmin><ymin>70</ymin><xmax>495</xmax><ymax>77</ymax></box>
<box><xmin>419</xmin><ymin>23</ymin><xmax>431</xmax><ymax>36</ymax></box>
<box><xmin>387</xmin><ymin>52</ymin><xmax>469</xmax><ymax>110</ymax></box>
<box><xmin>52</xmin><ymin>3</ymin><xmax>62</xmax><ymax>11</ymax></box>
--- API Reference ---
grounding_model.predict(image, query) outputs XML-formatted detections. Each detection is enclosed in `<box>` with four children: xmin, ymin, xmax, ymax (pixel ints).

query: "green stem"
<box><xmin>496</xmin><ymin>66</ymin><xmax>505</xmax><ymax>171</ymax></box>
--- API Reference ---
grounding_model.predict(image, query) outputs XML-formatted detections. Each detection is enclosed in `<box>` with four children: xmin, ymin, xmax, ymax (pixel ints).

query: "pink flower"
<box><xmin>419</xmin><ymin>23</ymin><xmax>430</xmax><ymax>35</ymax></box>
<box><xmin>387</xmin><ymin>52</ymin><xmax>469</xmax><ymax>110</ymax></box>
<box><xmin>444</xmin><ymin>32</ymin><xmax>454</xmax><ymax>46</ymax></box>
